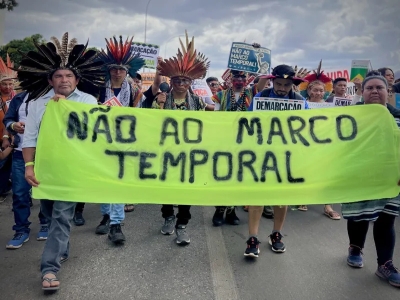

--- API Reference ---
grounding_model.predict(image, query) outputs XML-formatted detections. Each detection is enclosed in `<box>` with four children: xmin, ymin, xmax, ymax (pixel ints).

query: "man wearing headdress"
<box><xmin>94</xmin><ymin>35</ymin><xmax>145</xmax><ymax>244</ymax></box>
<box><xmin>211</xmin><ymin>45</ymin><xmax>269</xmax><ymax>228</ymax></box>
<box><xmin>245</xmin><ymin>65</ymin><xmax>308</xmax><ymax>258</ymax></box>
<box><xmin>0</xmin><ymin>54</ymin><xmax>16</xmax><ymax>150</ymax></box>
<box><xmin>153</xmin><ymin>31</ymin><xmax>209</xmax><ymax>245</ymax></box>
<box><xmin>19</xmin><ymin>32</ymin><xmax>105</xmax><ymax>291</ymax></box>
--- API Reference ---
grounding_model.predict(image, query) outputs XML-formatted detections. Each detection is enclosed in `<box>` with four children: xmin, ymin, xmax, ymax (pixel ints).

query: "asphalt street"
<box><xmin>0</xmin><ymin>195</ymin><xmax>399</xmax><ymax>300</ymax></box>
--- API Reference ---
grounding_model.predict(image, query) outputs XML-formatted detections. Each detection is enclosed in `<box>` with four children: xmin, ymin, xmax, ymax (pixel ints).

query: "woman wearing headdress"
<box><xmin>153</xmin><ymin>31</ymin><xmax>209</xmax><ymax>246</ymax></box>
<box><xmin>95</xmin><ymin>36</ymin><xmax>146</xmax><ymax>242</ymax></box>
<box><xmin>297</xmin><ymin>61</ymin><xmax>341</xmax><ymax>220</ymax></box>
<box><xmin>16</xmin><ymin>32</ymin><xmax>105</xmax><ymax>291</ymax></box>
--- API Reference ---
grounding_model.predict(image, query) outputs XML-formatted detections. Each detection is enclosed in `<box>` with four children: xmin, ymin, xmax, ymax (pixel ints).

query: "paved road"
<box><xmin>0</xmin><ymin>196</ymin><xmax>399</xmax><ymax>300</ymax></box>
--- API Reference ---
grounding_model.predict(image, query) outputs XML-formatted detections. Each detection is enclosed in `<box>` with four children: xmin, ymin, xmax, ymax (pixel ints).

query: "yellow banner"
<box><xmin>33</xmin><ymin>101</ymin><xmax>400</xmax><ymax>205</ymax></box>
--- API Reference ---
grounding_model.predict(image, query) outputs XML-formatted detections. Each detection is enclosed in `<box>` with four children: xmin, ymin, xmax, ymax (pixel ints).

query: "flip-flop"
<box><xmin>298</xmin><ymin>205</ymin><xmax>308</xmax><ymax>211</ymax></box>
<box><xmin>60</xmin><ymin>257</ymin><xmax>68</xmax><ymax>264</ymax></box>
<box><xmin>324</xmin><ymin>210</ymin><xmax>341</xmax><ymax>220</ymax></box>
<box><xmin>42</xmin><ymin>275</ymin><xmax>60</xmax><ymax>291</ymax></box>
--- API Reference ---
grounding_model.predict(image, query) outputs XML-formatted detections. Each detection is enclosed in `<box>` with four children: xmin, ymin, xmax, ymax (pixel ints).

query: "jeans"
<box><xmin>100</xmin><ymin>204</ymin><xmax>125</xmax><ymax>225</ymax></box>
<box><xmin>40</xmin><ymin>200</ymin><xmax>75</xmax><ymax>276</ymax></box>
<box><xmin>161</xmin><ymin>205</ymin><xmax>191</xmax><ymax>227</ymax></box>
<box><xmin>347</xmin><ymin>212</ymin><xmax>396</xmax><ymax>265</ymax></box>
<box><xmin>12</xmin><ymin>151</ymin><xmax>46</xmax><ymax>233</ymax></box>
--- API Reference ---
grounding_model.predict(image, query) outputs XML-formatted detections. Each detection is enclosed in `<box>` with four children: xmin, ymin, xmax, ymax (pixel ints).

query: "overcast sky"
<box><xmin>3</xmin><ymin>0</ymin><xmax>400</xmax><ymax>79</ymax></box>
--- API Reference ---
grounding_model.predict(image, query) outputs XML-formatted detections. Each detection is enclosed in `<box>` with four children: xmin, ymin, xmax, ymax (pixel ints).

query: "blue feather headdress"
<box><xmin>98</xmin><ymin>36</ymin><xmax>145</xmax><ymax>80</ymax></box>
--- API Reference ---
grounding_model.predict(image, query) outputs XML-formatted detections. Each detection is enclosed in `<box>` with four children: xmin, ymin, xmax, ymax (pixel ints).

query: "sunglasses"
<box><xmin>209</xmin><ymin>83</ymin><xmax>220</xmax><ymax>88</ymax></box>
<box><xmin>172</xmin><ymin>78</ymin><xmax>191</xmax><ymax>85</ymax></box>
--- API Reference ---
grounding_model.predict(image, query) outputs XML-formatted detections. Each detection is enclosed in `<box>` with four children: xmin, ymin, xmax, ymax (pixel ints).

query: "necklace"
<box><xmin>230</xmin><ymin>88</ymin><xmax>248</xmax><ymax>111</ymax></box>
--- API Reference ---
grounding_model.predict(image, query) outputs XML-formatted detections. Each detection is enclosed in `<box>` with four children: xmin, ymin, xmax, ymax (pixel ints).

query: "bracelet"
<box><xmin>2</xmin><ymin>135</ymin><xmax>9</xmax><ymax>139</ymax></box>
<box><xmin>25</xmin><ymin>162</ymin><xmax>35</xmax><ymax>167</ymax></box>
<box><xmin>11</xmin><ymin>123</ymin><xmax>15</xmax><ymax>130</ymax></box>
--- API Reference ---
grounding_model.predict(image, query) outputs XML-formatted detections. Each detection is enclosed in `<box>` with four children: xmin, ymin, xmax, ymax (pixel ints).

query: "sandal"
<box><xmin>124</xmin><ymin>205</ymin><xmax>135</xmax><ymax>212</ymax></box>
<box><xmin>243</xmin><ymin>206</ymin><xmax>249</xmax><ymax>212</ymax></box>
<box><xmin>298</xmin><ymin>205</ymin><xmax>308</xmax><ymax>211</ymax></box>
<box><xmin>60</xmin><ymin>257</ymin><xmax>68</xmax><ymax>264</ymax></box>
<box><xmin>324</xmin><ymin>209</ymin><xmax>341</xmax><ymax>220</ymax></box>
<box><xmin>42</xmin><ymin>274</ymin><xmax>60</xmax><ymax>291</ymax></box>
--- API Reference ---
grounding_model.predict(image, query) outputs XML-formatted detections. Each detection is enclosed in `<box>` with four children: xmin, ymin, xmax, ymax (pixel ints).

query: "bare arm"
<box><xmin>151</xmin><ymin>57</ymin><xmax>164</xmax><ymax>96</ymax></box>
<box><xmin>22</xmin><ymin>147</ymin><xmax>39</xmax><ymax>187</ymax></box>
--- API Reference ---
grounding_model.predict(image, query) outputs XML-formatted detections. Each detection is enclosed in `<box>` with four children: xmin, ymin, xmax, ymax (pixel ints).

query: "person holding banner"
<box><xmin>18</xmin><ymin>32</ymin><xmax>105</xmax><ymax>291</ymax></box>
<box><xmin>96</xmin><ymin>35</ymin><xmax>146</xmax><ymax>244</ymax></box>
<box><xmin>212</xmin><ymin>63</ymin><xmax>269</xmax><ymax>227</ymax></box>
<box><xmin>244</xmin><ymin>64</ymin><xmax>308</xmax><ymax>257</ymax></box>
<box><xmin>326</xmin><ymin>77</ymin><xmax>362</xmax><ymax>103</ymax></box>
<box><xmin>342</xmin><ymin>72</ymin><xmax>400</xmax><ymax>287</ymax></box>
<box><xmin>153</xmin><ymin>31</ymin><xmax>209</xmax><ymax>245</ymax></box>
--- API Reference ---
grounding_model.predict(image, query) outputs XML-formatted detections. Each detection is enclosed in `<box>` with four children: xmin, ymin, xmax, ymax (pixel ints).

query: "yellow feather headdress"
<box><xmin>157</xmin><ymin>31</ymin><xmax>209</xmax><ymax>80</ymax></box>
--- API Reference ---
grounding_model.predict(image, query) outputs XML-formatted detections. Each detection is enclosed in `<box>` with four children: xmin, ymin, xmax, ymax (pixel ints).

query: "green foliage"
<box><xmin>0</xmin><ymin>0</ymin><xmax>18</xmax><ymax>11</ymax></box>
<box><xmin>0</xmin><ymin>34</ymin><xmax>46</xmax><ymax>67</ymax></box>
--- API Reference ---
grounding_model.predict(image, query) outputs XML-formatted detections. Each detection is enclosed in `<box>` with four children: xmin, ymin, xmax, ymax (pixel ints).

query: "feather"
<box><xmin>0</xmin><ymin>54</ymin><xmax>17</xmax><ymax>80</ymax></box>
<box><xmin>157</xmin><ymin>31</ymin><xmax>208</xmax><ymax>80</ymax></box>
<box><xmin>50</xmin><ymin>36</ymin><xmax>62</xmax><ymax>54</ymax></box>
<box><xmin>34</xmin><ymin>40</ymin><xmax>55</xmax><ymax>65</ymax></box>
<box><xmin>67</xmin><ymin>38</ymin><xmax>78</xmax><ymax>54</ymax></box>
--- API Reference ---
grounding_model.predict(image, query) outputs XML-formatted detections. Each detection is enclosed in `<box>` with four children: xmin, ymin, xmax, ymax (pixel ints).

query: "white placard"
<box><xmin>333</xmin><ymin>97</ymin><xmax>352</xmax><ymax>106</ymax></box>
<box><xmin>252</xmin><ymin>97</ymin><xmax>305</xmax><ymax>111</ymax></box>
<box><xmin>307</xmin><ymin>102</ymin><xmax>335</xmax><ymax>109</ymax></box>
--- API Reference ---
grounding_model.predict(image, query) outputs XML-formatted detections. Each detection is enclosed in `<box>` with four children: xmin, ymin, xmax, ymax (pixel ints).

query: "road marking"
<box><xmin>203</xmin><ymin>207</ymin><xmax>240</xmax><ymax>300</ymax></box>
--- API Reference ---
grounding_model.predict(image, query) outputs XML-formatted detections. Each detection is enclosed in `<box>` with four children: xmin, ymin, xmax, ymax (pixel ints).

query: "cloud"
<box><xmin>3</xmin><ymin>0</ymin><xmax>400</xmax><ymax>80</ymax></box>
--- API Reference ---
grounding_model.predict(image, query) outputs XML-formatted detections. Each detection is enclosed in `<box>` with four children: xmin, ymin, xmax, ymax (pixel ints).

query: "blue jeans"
<box><xmin>12</xmin><ymin>151</ymin><xmax>46</xmax><ymax>234</ymax></box>
<box><xmin>40</xmin><ymin>200</ymin><xmax>75</xmax><ymax>276</ymax></box>
<box><xmin>100</xmin><ymin>204</ymin><xmax>125</xmax><ymax>225</ymax></box>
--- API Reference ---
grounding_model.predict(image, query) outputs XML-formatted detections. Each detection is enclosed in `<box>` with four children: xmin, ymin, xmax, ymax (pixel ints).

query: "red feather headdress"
<box><xmin>299</xmin><ymin>60</ymin><xmax>333</xmax><ymax>98</ymax></box>
<box><xmin>0</xmin><ymin>54</ymin><xmax>17</xmax><ymax>82</ymax></box>
<box><xmin>157</xmin><ymin>30</ymin><xmax>209</xmax><ymax>80</ymax></box>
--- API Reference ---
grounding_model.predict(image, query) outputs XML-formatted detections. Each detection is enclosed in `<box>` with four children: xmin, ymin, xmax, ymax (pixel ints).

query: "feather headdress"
<box><xmin>299</xmin><ymin>60</ymin><xmax>333</xmax><ymax>99</ymax></box>
<box><xmin>98</xmin><ymin>35</ymin><xmax>145</xmax><ymax>79</ymax></box>
<box><xmin>15</xmin><ymin>32</ymin><xmax>106</xmax><ymax>101</ymax></box>
<box><xmin>0</xmin><ymin>53</ymin><xmax>17</xmax><ymax>82</ymax></box>
<box><xmin>157</xmin><ymin>30</ymin><xmax>209</xmax><ymax>80</ymax></box>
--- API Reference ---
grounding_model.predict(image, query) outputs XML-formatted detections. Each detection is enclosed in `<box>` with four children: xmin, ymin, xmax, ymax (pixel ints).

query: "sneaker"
<box><xmin>376</xmin><ymin>260</ymin><xmax>400</xmax><ymax>287</ymax></box>
<box><xmin>212</xmin><ymin>207</ymin><xmax>226</xmax><ymax>226</ymax></box>
<box><xmin>73</xmin><ymin>211</ymin><xmax>85</xmax><ymax>226</ymax></box>
<box><xmin>6</xmin><ymin>232</ymin><xmax>29</xmax><ymax>249</ymax></box>
<box><xmin>36</xmin><ymin>225</ymin><xmax>48</xmax><ymax>241</ymax></box>
<box><xmin>176</xmin><ymin>225</ymin><xmax>190</xmax><ymax>245</ymax></box>
<box><xmin>95</xmin><ymin>214</ymin><xmax>110</xmax><ymax>235</ymax></box>
<box><xmin>347</xmin><ymin>246</ymin><xmax>363</xmax><ymax>268</ymax></box>
<box><xmin>225</xmin><ymin>207</ymin><xmax>240</xmax><ymax>225</ymax></box>
<box><xmin>269</xmin><ymin>232</ymin><xmax>286</xmax><ymax>253</ymax></box>
<box><xmin>244</xmin><ymin>237</ymin><xmax>260</xmax><ymax>258</ymax></box>
<box><xmin>108</xmin><ymin>224</ymin><xmax>126</xmax><ymax>244</ymax></box>
<box><xmin>161</xmin><ymin>216</ymin><xmax>175</xmax><ymax>235</ymax></box>
<box><xmin>262</xmin><ymin>206</ymin><xmax>274</xmax><ymax>219</ymax></box>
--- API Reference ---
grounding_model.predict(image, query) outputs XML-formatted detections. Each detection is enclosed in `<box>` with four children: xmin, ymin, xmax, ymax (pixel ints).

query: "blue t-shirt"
<box><xmin>248</xmin><ymin>89</ymin><xmax>309</xmax><ymax>111</ymax></box>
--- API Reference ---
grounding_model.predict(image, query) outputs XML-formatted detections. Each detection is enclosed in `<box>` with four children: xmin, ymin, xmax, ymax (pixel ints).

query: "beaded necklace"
<box><xmin>229</xmin><ymin>88</ymin><xmax>248</xmax><ymax>111</ymax></box>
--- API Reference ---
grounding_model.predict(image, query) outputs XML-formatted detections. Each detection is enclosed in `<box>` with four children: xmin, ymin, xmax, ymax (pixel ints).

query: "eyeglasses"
<box><xmin>209</xmin><ymin>83</ymin><xmax>220</xmax><ymax>88</ymax></box>
<box><xmin>172</xmin><ymin>79</ymin><xmax>191</xmax><ymax>85</ymax></box>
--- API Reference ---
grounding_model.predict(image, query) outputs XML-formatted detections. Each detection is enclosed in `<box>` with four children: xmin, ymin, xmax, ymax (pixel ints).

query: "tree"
<box><xmin>0</xmin><ymin>34</ymin><xmax>46</xmax><ymax>67</ymax></box>
<box><xmin>0</xmin><ymin>0</ymin><xmax>18</xmax><ymax>10</ymax></box>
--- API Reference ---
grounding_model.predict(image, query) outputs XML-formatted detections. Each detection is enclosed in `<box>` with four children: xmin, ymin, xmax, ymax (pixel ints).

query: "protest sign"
<box><xmin>227</xmin><ymin>43</ymin><xmax>271</xmax><ymax>74</ymax></box>
<box><xmin>334</xmin><ymin>97</ymin><xmax>352</xmax><ymax>106</ymax></box>
<box><xmin>350</xmin><ymin>60</ymin><xmax>372</xmax><ymax>82</ymax></box>
<box><xmin>307</xmin><ymin>102</ymin><xmax>335</xmax><ymax>109</ymax></box>
<box><xmin>103</xmin><ymin>96</ymin><xmax>122</xmax><ymax>107</ymax></box>
<box><xmin>395</xmin><ymin>93</ymin><xmax>400</xmax><ymax>109</ymax></box>
<box><xmin>131</xmin><ymin>42</ymin><xmax>160</xmax><ymax>69</ymax></box>
<box><xmin>33</xmin><ymin>101</ymin><xmax>400</xmax><ymax>205</ymax></box>
<box><xmin>252</xmin><ymin>98</ymin><xmax>305</xmax><ymax>111</ymax></box>
<box><xmin>191</xmin><ymin>79</ymin><xmax>213</xmax><ymax>98</ymax></box>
